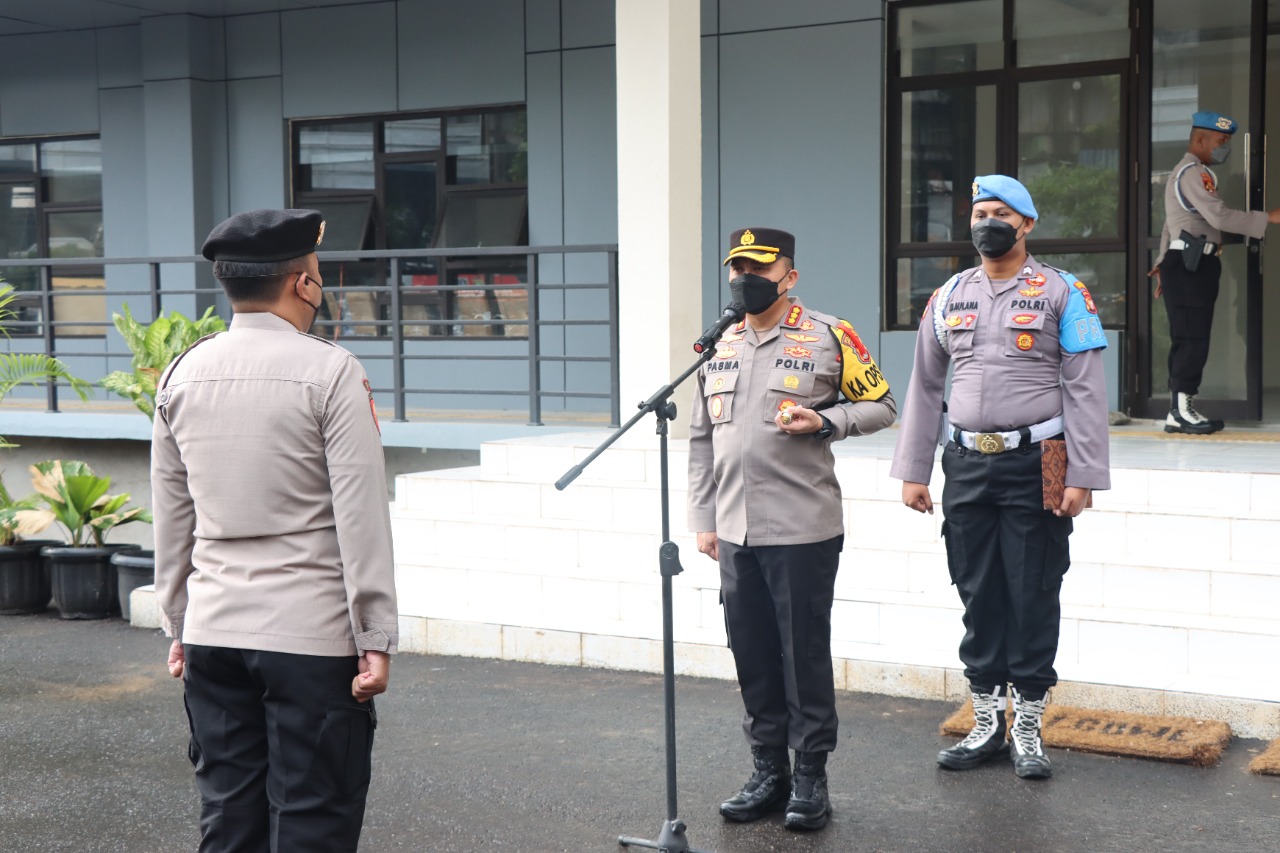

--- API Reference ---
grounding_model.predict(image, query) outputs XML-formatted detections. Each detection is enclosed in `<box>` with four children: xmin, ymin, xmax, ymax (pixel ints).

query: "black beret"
<box><xmin>723</xmin><ymin>227</ymin><xmax>795</xmax><ymax>266</ymax></box>
<box><xmin>201</xmin><ymin>208</ymin><xmax>326</xmax><ymax>263</ymax></box>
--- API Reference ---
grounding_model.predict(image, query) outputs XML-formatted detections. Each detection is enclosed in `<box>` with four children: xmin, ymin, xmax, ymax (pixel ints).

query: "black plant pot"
<box><xmin>0</xmin><ymin>539</ymin><xmax>62</xmax><ymax>615</ymax></box>
<box><xmin>111</xmin><ymin>549</ymin><xmax>155</xmax><ymax>622</ymax></box>
<box><xmin>43</xmin><ymin>544</ymin><xmax>142</xmax><ymax>620</ymax></box>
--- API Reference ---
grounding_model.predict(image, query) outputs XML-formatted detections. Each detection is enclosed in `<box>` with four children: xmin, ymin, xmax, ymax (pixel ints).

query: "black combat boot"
<box><xmin>783</xmin><ymin>751</ymin><xmax>831</xmax><ymax>831</ymax></box>
<box><xmin>719</xmin><ymin>745</ymin><xmax>790</xmax><ymax>822</ymax></box>
<box><xmin>1010</xmin><ymin>687</ymin><xmax>1052</xmax><ymax>779</ymax></box>
<box><xmin>937</xmin><ymin>685</ymin><xmax>1009</xmax><ymax>770</ymax></box>
<box><xmin>1165</xmin><ymin>392</ymin><xmax>1222</xmax><ymax>434</ymax></box>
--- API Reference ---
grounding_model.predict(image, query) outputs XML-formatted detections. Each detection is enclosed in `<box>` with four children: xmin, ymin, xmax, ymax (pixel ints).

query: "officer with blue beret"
<box><xmin>1150</xmin><ymin>111</ymin><xmax>1280</xmax><ymax>433</ymax></box>
<box><xmin>891</xmin><ymin>175</ymin><xmax>1111</xmax><ymax>780</ymax></box>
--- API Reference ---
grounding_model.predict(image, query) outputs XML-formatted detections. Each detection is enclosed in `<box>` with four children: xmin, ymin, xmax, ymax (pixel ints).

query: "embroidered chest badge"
<box><xmin>784</xmin><ymin>333</ymin><xmax>821</xmax><ymax>343</ymax></box>
<box><xmin>783</xmin><ymin>345</ymin><xmax>813</xmax><ymax>358</ymax></box>
<box><xmin>1016</xmin><ymin>333</ymin><xmax>1035</xmax><ymax>351</ymax></box>
<box><xmin>1012</xmin><ymin>313</ymin><xmax>1037</xmax><ymax>325</ymax></box>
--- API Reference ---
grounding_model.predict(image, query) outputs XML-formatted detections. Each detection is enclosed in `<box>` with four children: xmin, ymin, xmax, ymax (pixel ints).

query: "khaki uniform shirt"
<box><xmin>1157</xmin><ymin>152</ymin><xmax>1267</xmax><ymax>263</ymax></box>
<box><xmin>890</xmin><ymin>256</ymin><xmax>1110</xmax><ymax>490</ymax></box>
<box><xmin>152</xmin><ymin>312</ymin><xmax>399</xmax><ymax>657</ymax></box>
<box><xmin>687</xmin><ymin>298</ymin><xmax>897</xmax><ymax>547</ymax></box>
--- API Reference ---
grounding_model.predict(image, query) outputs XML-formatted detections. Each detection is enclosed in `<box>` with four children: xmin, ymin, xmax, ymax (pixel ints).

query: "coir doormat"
<box><xmin>941</xmin><ymin>699</ymin><xmax>1231</xmax><ymax>767</ymax></box>
<box><xmin>1248</xmin><ymin>738</ymin><xmax>1280</xmax><ymax>775</ymax></box>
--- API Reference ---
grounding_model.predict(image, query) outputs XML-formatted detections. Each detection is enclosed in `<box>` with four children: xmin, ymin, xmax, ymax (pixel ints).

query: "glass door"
<box><xmin>1142</xmin><ymin>0</ymin><xmax>1262</xmax><ymax>420</ymax></box>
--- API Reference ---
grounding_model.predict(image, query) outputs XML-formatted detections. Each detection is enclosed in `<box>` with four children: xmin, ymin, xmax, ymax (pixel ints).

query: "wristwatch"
<box><xmin>814</xmin><ymin>414</ymin><xmax>834</xmax><ymax>440</ymax></box>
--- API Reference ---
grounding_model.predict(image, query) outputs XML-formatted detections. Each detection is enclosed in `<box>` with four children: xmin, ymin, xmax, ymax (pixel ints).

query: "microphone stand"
<box><xmin>557</xmin><ymin>347</ymin><xmax>717</xmax><ymax>853</ymax></box>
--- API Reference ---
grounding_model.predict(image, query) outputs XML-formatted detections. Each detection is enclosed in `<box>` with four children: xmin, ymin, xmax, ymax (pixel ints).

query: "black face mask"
<box><xmin>730</xmin><ymin>272</ymin><xmax>787</xmax><ymax>315</ymax></box>
<box><xmin>970</xmin><ymin>218</ymin><xmax>1023</xmax><ymax>259</ymax></box>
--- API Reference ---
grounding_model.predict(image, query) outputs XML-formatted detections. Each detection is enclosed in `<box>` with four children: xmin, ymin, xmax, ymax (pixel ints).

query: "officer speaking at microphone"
<box><xmin>688</xmin><ymin>227</ymin><xmax>897</xmax><ymax>831</ymax></box>
<box><xmin>1151</xmin><ymin>110</ymin><xmax>1280</xmax><ymax>434</ymax></box>
<box><xmin>891</xmin><ymin>177</ymin><xmax>1110</xmax><ymax>780</ymax></box>
<box><xmin>152</xmin><ymin>209</ymin><xmax>399</xmax><ymax>852</ymax></box>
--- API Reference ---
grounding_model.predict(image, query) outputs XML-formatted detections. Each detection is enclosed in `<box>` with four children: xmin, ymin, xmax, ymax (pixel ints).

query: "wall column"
<box><xmin>615</xmin><ymin>0</ymin><xmax>702</xmax><ymax>437</ymax></box>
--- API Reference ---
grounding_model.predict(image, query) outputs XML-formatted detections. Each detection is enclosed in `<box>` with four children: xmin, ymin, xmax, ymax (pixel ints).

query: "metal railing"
<box><xmin>0</xmin><ymin>244</ymin><xmax>621</xmax><ymax>428</ymax></box>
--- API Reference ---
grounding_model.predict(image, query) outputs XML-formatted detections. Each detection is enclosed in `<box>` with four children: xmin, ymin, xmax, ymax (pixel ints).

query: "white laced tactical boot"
<box><xmin>1010</xmin><ymin>687</ymin><xmax>1052</xmax><ymax>779</ymax></box>
<box><xmin>937</xmin><ymin>685</ymin><xmax>1008</xmax><ymax>770</ymax></box>
<box><xmin>1165</xmin><ymin>392</ymin><xmax>1222</xmax><ymax>434</ymax></box>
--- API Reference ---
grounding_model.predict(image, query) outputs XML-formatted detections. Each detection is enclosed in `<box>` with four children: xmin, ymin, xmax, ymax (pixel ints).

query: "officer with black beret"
<box><xmin>1151</xmin><ymin>111</ymin><xmax>1280</xmax><ymax>433</ymax></box>
<box><xmin>892</xmin><ymin>176</ymin><xmax>1111</xmax><ymax>780</ymax></box>
<box><xmin>153</xmin><ymin>209</ymin><xmax>399</xmax><ymax>852</ymax></box>
<box><xmin>689</xmin><ymin>227</ymin><xmax>897</xmax><ymax>831</ymax></box>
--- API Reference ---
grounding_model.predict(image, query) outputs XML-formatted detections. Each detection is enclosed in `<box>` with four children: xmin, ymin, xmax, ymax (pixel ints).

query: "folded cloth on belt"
<box><xmin>952</xmin><ymin>415</ymin><xmax>1065</xmax><ymax>454</ymax></box>
<box><xmin>1169</xmin><ymin>237</ymin><xmax>1219</xmax><ymax>255</ymax></box>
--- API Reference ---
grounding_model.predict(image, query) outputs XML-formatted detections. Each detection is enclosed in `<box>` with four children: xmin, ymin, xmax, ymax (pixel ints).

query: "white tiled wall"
<box><xmin>390</xmin><ymin>434</ymin><xmax>1280</xmax><ymax>738</ymax></box>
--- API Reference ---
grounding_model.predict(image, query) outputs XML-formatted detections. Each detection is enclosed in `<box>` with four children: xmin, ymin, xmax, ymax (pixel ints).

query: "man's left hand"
<box><xmin>775</xmin><ymin>406</ymin><xmax>822</xmax><ymax>434</ymax></box>
<box><xmin>1056</xmin><ymin>487</ymin><xmax>1091</xmax><ymax>518</ymax></box>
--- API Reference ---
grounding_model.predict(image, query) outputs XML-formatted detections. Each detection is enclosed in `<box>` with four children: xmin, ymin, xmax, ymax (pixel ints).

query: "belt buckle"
<box><xmin>974</xmin><ymin>433</ymin><xmax>1005</xmax><ymax>454</ymax></box>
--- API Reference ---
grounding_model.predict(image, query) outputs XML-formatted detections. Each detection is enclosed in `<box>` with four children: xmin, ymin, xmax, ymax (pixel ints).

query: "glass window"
<box><xmin>0</xmin><ymin>144</ymin><xmax>35</xmax><ymax>176</ymax></box>
<box><xmin>386</xmin><ymin>117</ymin><xmax>442</xmax><ymax>153</ymax></box>
<box><xmin>447</xmin><ymin>112</ymin><xmax>527</xmax><ymax>185</ymax></box>
<box><xmin>899</xmin><ymin>86</ymin><xmax>997</xmax><ymax>245</ymax></box>
<box><xmin>46</xmin><ymin>211</ymin><xmax>103</xmax><ymax>258</ymax></box>
<box><xmin>0</xmin><ymin>182</ymin><xmax>38</xmax><ymax>295</ymax></box>
<box><xmin>41</xmin><ymin>138</ymin><xmax>102</xmax><ymax>204</ymax></box>
<box><xmin>897</xmin><ymin>0</ymin><xmax>1003</xmax><ymax>76</ymax></box>
<box><xmin>435</xmin><ymin>193</ymin><xmax>526</xmax><ymax>248</ymax></box>
<box><xmin>894</xmin><ymin>255</ymin><xmax>976</xmax><ymax>329</ymax></box>
<box><xmin>298</xmin><ymin>122</ymin><xmax>375</xmax><ymax>190</ymax></box>
<box><xmin>1018</xmin><ymin>75</ymin><xmax>1123</xmax><ymax>239</ymax></box>
<box><xmin>385</xmin><ymin>161</ymin><xmax>439</xmax><ymax>249</ymax></box>
<box><xmin>1013</xmin><ymin>0</ymin><xmax>1129</xmax><ymax>67</ymax></box>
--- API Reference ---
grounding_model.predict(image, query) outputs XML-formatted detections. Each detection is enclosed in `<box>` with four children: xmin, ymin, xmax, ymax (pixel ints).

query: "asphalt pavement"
<box><xmin>2</xmin><ymin>612</ymin><xmax>1278</xmax><ymax>853</ymax></box>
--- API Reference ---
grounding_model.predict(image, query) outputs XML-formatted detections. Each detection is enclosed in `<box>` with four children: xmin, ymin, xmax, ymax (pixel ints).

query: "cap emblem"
<box><xmin>1216</xmin><ymin>117</ymin><xmax>1232</xmax><ymax>131</ymax></box>
<box><xmin>972</xmin><ymin>182</ymin><xmax>980</xmax><ymax>197</ymax></box>
<box><xmin>316</xmin><ymin>221</ymin><xmax>326</xmax><ymax>246</ymax></box>
<box><xmin>740</xmin><ymin>229</ymin><xmax>756</xmax><ymax>246</ymax></box>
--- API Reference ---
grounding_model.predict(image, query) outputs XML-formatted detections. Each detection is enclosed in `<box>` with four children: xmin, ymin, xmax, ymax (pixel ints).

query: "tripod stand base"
<box><xmin>618</xmin><ymin>818</ymin><xmax>712</xmax><ymax>852</ymax></box>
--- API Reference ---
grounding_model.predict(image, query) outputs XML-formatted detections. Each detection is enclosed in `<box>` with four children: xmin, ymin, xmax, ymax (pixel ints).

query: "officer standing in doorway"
<box><xmin>1151</xmin><ymin>110</ymin><xmax>1280</xmax><ymax>434</ymax></box>
<box><xmin>689</xmin><ymin>227</ymin><xmax>897</xmax><ymax>831</ymax></box>
<box><xmin>891</xmin><ymin>177</ymin><xmax>1110</xmax><ymax>780</ymax></box>
<box><xmin>153</xmin><ymin>209</ymin><xmax>399</xmax><ymax>852</ymax></box>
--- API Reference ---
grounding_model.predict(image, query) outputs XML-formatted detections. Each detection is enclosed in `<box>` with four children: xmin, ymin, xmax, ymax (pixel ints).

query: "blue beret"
<box><xmin>1192</xmin><ymin>110</ymin><xmax>1237</xmax><ymax>135</ymax></box>
<box><xmin>202</xmin><ymin>208</ymin><xmax>325</xmax><ymax>263</ymax></box>
<box><xmin>971</xmin><ymin>175</ymin><xmax>1038</xmax><ymax>220</ymax></box>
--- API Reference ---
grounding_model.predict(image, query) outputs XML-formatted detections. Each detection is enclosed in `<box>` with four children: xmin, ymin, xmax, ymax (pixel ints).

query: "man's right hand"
<box><xmin>1268</xmin><ymin>207</ymin><xmax>1280</xmax><ymax>224</ymax></box>
<box><xmin>352</xmin><ymin>650</ymin><xmax>390</xmax><ymax>702</ymax></box>
<box><xmin>696</xmin><ymin>531</ymin><xmax>719</xmax><ymax>562</ymax></box>
<box><xmin>902</xmin><ymin>482</ymin><xmax>934</xmax><ymax>515</ymax></box>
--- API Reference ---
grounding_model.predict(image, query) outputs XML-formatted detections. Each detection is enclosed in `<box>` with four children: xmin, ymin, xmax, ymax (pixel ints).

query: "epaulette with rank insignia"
<box><xmin>782</xmin><ymin>305</ymin><xmax>804</xmax><ymax>328</ymax></box>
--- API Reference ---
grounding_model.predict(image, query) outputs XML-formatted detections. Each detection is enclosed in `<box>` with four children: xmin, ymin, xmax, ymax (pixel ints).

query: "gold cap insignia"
<box><xmin>1216</xmin><ymin>116</ymin><xmax>1232</xmax><ymax>131</ymax></box>
<box><xmin>971</xmin><ymin>181</ymin><xmax>980</xmax><ymax>197</ymax></box>
<box><xmin>316</xmin><ymin>221</ymin><xmax>326</xmax><ymax>246</ymax></box>
<box><xmin>740</xmin><ymin>229</ymin><xmax>755</xmax><ymax>246</ymax></box>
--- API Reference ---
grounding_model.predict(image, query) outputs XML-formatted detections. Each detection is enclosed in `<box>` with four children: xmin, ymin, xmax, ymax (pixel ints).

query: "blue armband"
<box><xmin>1057</xmin><ymin>272</ymin><xmax>1107</xmax><ymax>353</ymax></box>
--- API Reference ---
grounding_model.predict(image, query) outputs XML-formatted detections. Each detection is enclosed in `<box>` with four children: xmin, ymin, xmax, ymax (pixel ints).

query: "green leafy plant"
<box><xmin>101</xmin><ymin>304</ymin><xmax>226</xmax><ymax>419</ymax></box>
<box><xmin>24</xmin><ymin>459</ymin><xmax>151</xmax><ymax>547</ymax></box>
<box><xmin>0</xmin><ymin>469</ymin><xmax>54</xmax><ymax>546</ymax></box>
<box><xmin>0</xmin><ymin>282</ymin><xmax>93</xmax><ymax>448</ymax></box>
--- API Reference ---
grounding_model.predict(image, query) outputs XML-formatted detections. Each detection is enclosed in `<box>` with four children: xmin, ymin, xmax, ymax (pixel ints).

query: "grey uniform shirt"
<box><xmin>152</xmin><ymin>312</ymin><xmax>399</xmax><ymax>657</ymax></box>
<box><xmin>687</xmin><ymin>298</ymin><xmax>898</xmax><ymax>547</ymax></box>
<box><xmin>1157</xmin><ymin>151</ymin><xmax>1267</xmax><ymax>263</ymax></box>
<box><xmin>889</xmin><ymin>257</ymin><xmax>1110</xmax><ymax>490</ymax></box>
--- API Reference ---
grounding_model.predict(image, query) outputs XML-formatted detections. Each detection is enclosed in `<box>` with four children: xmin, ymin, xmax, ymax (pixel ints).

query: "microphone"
<box><xmin>692</xmin><ymin>302</ymin><xmax>746</xmax><ymax>354</ymax></box>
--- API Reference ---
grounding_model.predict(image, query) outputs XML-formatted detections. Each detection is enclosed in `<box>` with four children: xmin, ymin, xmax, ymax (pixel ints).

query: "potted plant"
<box><xmin>29</xmin><ymin>460</ymin><xmax>151</xmax><ymax>619</ymax></box>
<box><xmin>0</xmin><ymin>471</ymin><xmax>59</xmax><ymax>614</ymax></box>
<box><xmin>99</xmin><ymin>304</ymin><xmax>225</xmax><ymax>616</ymax></box>
<box><xmin>100</xmin><ymin>303</ymin><xmax>225</xmax><ymax>419</ymax></box>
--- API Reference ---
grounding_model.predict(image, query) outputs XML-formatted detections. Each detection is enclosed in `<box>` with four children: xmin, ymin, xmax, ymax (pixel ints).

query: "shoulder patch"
<box><xmin>830</xmin><ymin>318</ymin><xmax>890</xmax><ymax>403</ymax></box>
<box><xmin>1057</xmin><ymin>271</ymin><xmax>1107</xmax><ymax>354</ymax></box>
